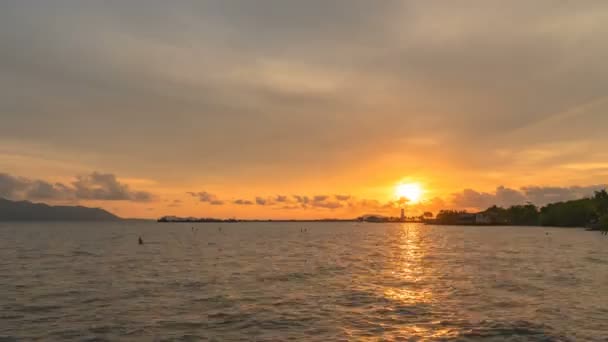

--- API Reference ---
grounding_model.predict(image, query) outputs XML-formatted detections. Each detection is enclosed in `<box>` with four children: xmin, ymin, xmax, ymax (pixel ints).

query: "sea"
<box><xmin>1</xmin><ymin>222</ymin><xmax>607</xmax><ymax>341</ymax></box>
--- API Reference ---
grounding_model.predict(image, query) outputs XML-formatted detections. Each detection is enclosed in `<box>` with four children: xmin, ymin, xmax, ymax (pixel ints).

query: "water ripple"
<box><xmin>0</xmin><ymin>222</ymin><xmax>607</xmax><ymax>340</ymax></box>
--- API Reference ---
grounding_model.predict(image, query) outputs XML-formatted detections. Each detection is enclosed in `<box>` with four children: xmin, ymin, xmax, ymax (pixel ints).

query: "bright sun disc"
<box><xmin>395</xmin><ymin>183</ymin><xmax>423</xmax><ymax>203</ymax></box>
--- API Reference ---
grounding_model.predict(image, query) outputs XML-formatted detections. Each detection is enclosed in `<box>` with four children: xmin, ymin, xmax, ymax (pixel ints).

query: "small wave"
<box><xmin>172</xmin><ymin>334</ymin><xmax>204</xmax><ymax>341</ymax></box>
<box><xmin>207</xmin><ymin>311</ymin><xmax>253</xmax><ymax>326</ymax></box>
<box><xmin>584</xmin><ymin>256</ymin><xmax>608</xmax><ymax>265</ymax></box>
<box><xmin>166</xmin><ymin>280</ymin><xmax>208</xmax><ymax>289</ymax></box>
<box><xmin>492</xmin><ymin>280</ymin><xmax>542</xmax><ymax>294</ymax></box>
<box><xmin>337</xmin><ymin>289</ymin><xmax>391</xmax><ymax>308</ymax></box>
<box><xmin>373</xmin><ymin>304</ymin><xmax>429</xmax><ymax>317</ymax></box>
<box><xmin>34</xmin><ymin>289</ymin><xmax>81</xmax><ymax>300</ymax></box>
<box><xmin>71</xmin><ymin>250</ymin><xmax>100</xmax><ymax>257</ymax></box>
<box><xmin>258</xmin><ymin>272</ymin><xmax>315</xmax><ymax>282</ymax></box>
<box><xmin>551</xmin><ymin>274</ymin><xmax>581</xmax><ymax>286</ymax></box>
<box><xmin>88</xmin><ymin>325</ymin><xmax>118</xmax><ymax>335</ymax></box>
<box><xmin>457</xmin><ymin>320</ymin><xmax>570</xmax><ymax>340</ymax></box>
<box><xmin>156</xmin><ymin>320</ymin><xmax>207</xmax><ymax>330</ymax></box>
<box><xmin>15</xmin><ymin>304</ymin><xmax>62</xmax><ymax>314</ymax></box>
<box><xmin>316</xmin><ymin>264</ymin><xmax>347</xmax><ymax>274</ymax></box>
<box><xmin>80</xmin><ymin>297</ymin><xmax>105</xmax><ymax>305</ymax></box>
<box><xmin>0</xmin><ymin>336</ymin><xmax>19</xmax><ymax>342</ymax></box>
<box><xmin>235</xmin><ymin>317</ymin><xmax>309</xmax><ymax>331</ymax></box>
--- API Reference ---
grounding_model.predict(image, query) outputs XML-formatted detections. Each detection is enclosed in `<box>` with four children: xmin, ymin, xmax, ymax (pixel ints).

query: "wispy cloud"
<box><xmin>187</xmin><ymin>191</ymin><xmax>225</xmax><ymax>205</ymax></box>
<box><xmin>233</xmin><ymin>199</ymin><xmax>254</xmax><ymax>205</ymax></box>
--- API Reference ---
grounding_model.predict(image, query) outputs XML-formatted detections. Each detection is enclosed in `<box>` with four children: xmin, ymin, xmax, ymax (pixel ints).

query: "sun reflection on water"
<box><xmin>378</xmin><ymin>224</ymin><xmax>457</xmax><ymax>339</ymax></box>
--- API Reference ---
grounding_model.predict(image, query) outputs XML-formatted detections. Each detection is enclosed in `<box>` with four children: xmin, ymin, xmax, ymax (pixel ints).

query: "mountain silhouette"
<box><xmin>0</xmin><ymin>198</ymin><xmax>120</xmax><ymax>221</ymax></box>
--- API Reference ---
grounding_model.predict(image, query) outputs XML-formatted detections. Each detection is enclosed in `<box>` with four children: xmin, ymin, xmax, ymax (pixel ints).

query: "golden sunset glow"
<box><xmin>0</xmin><ymin>2</ymin><xmax>606</xmax><ymax>220</ymax></box>
<box><xmin>395</xmin><ymin>183</ymin><xmax>424</xmax><ymax>203</ymax></box>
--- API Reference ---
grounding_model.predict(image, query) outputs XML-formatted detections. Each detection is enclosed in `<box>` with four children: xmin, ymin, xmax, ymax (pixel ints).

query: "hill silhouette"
<box><xmin>0</xmin><ymin>198</ymin><xmax>120</xmax><ymax>221</ymax></box>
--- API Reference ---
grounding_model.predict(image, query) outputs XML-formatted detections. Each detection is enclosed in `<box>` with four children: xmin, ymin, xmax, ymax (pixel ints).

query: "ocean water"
<box><xmin>1</xmin><ymin>222</ymin><xmax>607</xmax><ymax>341</ymax></box>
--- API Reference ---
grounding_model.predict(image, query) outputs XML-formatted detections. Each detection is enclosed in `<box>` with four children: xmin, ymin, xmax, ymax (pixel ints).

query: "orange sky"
<box><xmin>1</xmin><ymin>2</ymin><xmax>607</xmax><ymax>218</ymax></box>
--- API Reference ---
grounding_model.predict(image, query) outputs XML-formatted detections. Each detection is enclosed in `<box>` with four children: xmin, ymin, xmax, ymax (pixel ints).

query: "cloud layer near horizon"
<box><xmin>186</xmin><ymin>184</ymin><xmax>608</xmax><ymax>214</ymax></box>
<box><xmin>0</xmin><ymin>171</ymin><xmax>152</xmax><ymax>202</ymax></box>
<box><xmin>451</xmin><ymin>185</ymin><xmax>607</xmax><ymax>210</ymax></box>
<box><xmin>1</xmin><ymin>170</ymin><xmax>606</xmax><ymax>216</ymax></box>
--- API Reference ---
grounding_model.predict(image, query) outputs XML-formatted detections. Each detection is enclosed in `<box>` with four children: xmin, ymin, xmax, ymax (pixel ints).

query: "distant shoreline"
<box><xmin>157</xmin><ymin>217</ymin><xmax>425</xmax><ymax>224</ymax></box>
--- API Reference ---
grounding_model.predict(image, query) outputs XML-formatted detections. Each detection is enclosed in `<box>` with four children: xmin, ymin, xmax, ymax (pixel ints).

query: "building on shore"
<box><xmin>475</xmin><ymin>213</ymin><xmax>493</xmax><ymax>224</ymax></box>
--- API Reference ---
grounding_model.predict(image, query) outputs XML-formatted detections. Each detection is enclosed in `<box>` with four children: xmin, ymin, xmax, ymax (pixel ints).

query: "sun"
<box><xmin>395</xmin><ymin>183</ymin><xmax>423</xmax><ymax>203</ymax></box>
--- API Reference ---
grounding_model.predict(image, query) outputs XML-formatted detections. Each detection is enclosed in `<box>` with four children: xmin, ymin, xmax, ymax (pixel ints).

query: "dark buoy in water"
<box><xmin>138</xmin><ymin>236</ymin><xmax>144</xmax><ymax>245</ymax></box>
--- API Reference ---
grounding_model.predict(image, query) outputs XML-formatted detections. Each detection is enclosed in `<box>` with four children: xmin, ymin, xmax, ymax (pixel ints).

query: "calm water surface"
<box><xmin>1</xmin><ymin>222</ymin><xmax>607</xmax><ymax>341</ymax></box>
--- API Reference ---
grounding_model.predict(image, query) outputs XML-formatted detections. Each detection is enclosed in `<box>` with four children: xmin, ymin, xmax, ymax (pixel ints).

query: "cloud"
<box><xmin>275</xmin><ymin>195</ymin><xmax>288</xmax><ymax>202</ymax></box>
<box><xmin>335</xmin><ymin>195</ymin><xmax>351</xmax><ymax>201</ymax></box>
<box><xmin>184</xmin><ymin>185</ymin><xmax>608</xmax><ymax>215</ymax></box>
<box><xmin>0</xmin><ymin>171</ymin><xmax>153</xmax><ymax>202</ymax></box>
<box><xmin>242</xmin><ymin>193</ymin><xmax>398</xmax><ymax>211</ymax></box>
<box><xmin>310</xmin><ymin>195</ymin><xmax>343</xmax><ymax>209</ymax></box>
<box><xmin>451</xmin><ymin>186</ymin><xmax>526</xmax><ymax>209</ymax></box>
<box><xmin>71</xmin><ymin>172</ymin><xmax>152</xmax><ymax>201</ymax></box>
<box><xmin>293</xmin><ymin>195</ymin><xmax>310</xmax><ymax>205</ymax></box>
<box><xmin>230</xmin><ymin>193</ymin><xmax>352</xmax><ymax>210</ymax></box>
<box><xmin>313</xmin><ymin>195</ymin><xmax>329</xmax><ymax>202</ymax></box>
<box><xmin>312</xmin><ymin>201</ymin><xmax>343</xmax><ymax>209</ymax></box>
<box><xmin>233</xmin><ymin>199</ymin><xmax>254</xmax><ymax>205</ymax></box>
<box><xmin>25</xmin><ymin>180</ymin><xmax>67</xmax><ymax>200</ymax></box>
<box><xmin>1</xmin><ymin>1</ymin><xmax>608</xmax><ymax>191</ymax></box>
<box><xmin>522</xmin><ymin>185</ymin><xmax>607</xmax><ymax>206</ymax></box>
<box><xmin>188</xmin><ymin>191</ymin><xmax>224</xmax><ymax>205</ymax></box>
<box><xmin>255</xmin><ymin>196</ymin><xmax>268</xmax><ymax>205</ymax></box>
<box><xmin>168</xmin><ymin>199</ymin><xmax>182</xmax><ymax>207</ymax></box>
<box><xmin>0</xmin><ymin>173</ymin><xmax>29</xmax><ymax>199</ymax></box>
<box><xmin>450</xmin><ymin>184</ymin><xmax>607</xmax><ymax>209</ymax></box>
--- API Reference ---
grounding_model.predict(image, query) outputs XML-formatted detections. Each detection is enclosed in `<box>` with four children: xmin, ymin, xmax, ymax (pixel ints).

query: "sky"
<box><xmin>1</xmin><ymin>1</ymin><xmax>608</xmax><ymax>219</ymax></box>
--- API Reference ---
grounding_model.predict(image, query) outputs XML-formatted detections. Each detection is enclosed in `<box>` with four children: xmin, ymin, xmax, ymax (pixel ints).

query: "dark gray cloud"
<box><xmin>0</xmin><ymin>171</ymin><xmax>153</xmax><ymax>202</ymax></box>
<box><xmin>71</xmin><ymin>172</ymin><xmax>152</xmax><ymax>201</ymax></box>
<box><xmin>0</xmin><ymin>173</ymin><xmax>29</xmax><ymax>199</ymax></box>
<box><xmin>451</xmin><ymin>184</ymin><xmax>607</xmax><ymax>209</ymax></box>
<box><xmin>522</xmin><ymin>185</ymin><xmax>608</xmax><ymax>206</ymax></box>
<box><xmin>255</xmin><ymin>197</ymin><xmax>268</xmax><ymax>205</ymax></box>
<box><xmin>248</xmin><ymin>195</ymin><xmax>295</xmax><ymax>205</ymax></box>
<box><xmin>335</xmin><ymin>195</ymin><xmax>351</xmax><ymax>201</ymax></box>
<box><xmin>293</xmin><ymin>195</ymin><xmax>310</xmax><ymax>205</ymax></box>
<box><xmin>188</xmin><ymin>191</ymin><xmax>224</xmax><ymax>205</ymax></box>
<box><xmin>25</xmin><ymin>180</ymin><xmax>65</xmax><ymax>200</ymax></box>
<box><xmin>312</xmin><ymin>201</ymin><xmax>343</xmax><ymax>209</ymax></box>
<box><xmin>451</xmin><ymin>186</ymin><xmax>527</xmax><ymax>209</ymax></box>
<box><xmin>309</xmin><ymin>195</ymin><xmax>343</xmax><ymax>209</ymax></box>
<box><xmin>313</xmin><ymin>195</ymin><xmax>329</xmax><ymax>202</ymax></box>
<box><xmin>233</xmin><ymin>193</ymin><xmax>353</xmax><ymax>210</ymax></box>
<box><xmin>275</xmin><ymin>195</ymin><xmax>288</xmax><ymax>202</ymax></box>
<box><xmin>233</xmin><ymin>199</ymin><xmax>254</xmax><ymax>205</ymax></box>
<box><xmin>292</xmin><ymin>193</ymin><xmax>354</xmax><ymax>210</ymax></box>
